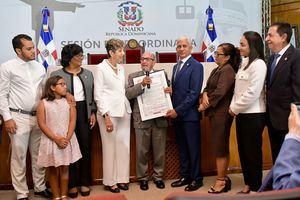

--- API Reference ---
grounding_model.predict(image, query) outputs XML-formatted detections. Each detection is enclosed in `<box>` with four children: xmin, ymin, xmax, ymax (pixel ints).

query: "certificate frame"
<box><xmin>133</xmin><ymin>70</ymin><xmax>173</xmax><ymax>121</ymax></box>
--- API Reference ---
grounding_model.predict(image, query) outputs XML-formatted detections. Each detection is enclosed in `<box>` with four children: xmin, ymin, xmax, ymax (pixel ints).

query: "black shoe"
<box><xmin>18</xmin><ymin>198</ymin><xmax>28</xmax><ymax>200</ymax></box>
<box><xmin>171</xmin><ymin>178</ymin><xmax>191</xmax><ymax>187</ymax></box>
<box><xmin>117</xmin><ymin>183</ymin><xmax>129</xmax><ymax>190</ymax></box>
<box><xmin>68</xmin><ymin>187</ymin><xmax>78</xmax><ymax>198</ymax></box>
<box><xmin>104</xmin><ymin>185</ymin><xmax>120</xmax><ymax>193</ymax></box>
<box><xmin>154</xmin><ymin>180</ymin><xmax>165</xmax><ymax>189</ymax></box>
<box><xmin>80</xmin><ymin>186</ymin><xmax>90</xmax><ymax>196</ymax></box>
<box><xmin>185</xmin><ymin>180</ymin><xmax>203</xmax><ymax>191</ymax></box>
<box><xmin>139</xmin><ymin>180</ymin><xmax>149</xmax><ymax>191</ymax></box>
<box><xmin>34</xmin><ymin>188</ymin><xmax>52</xmax><ymax>198</ymax></box>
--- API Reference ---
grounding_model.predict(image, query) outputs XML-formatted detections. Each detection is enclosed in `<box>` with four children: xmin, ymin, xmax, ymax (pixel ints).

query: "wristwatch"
<box><xmin>102</xmin><ymin>113</ymin><xmax>109</xmax><ymax>118</ymax></box>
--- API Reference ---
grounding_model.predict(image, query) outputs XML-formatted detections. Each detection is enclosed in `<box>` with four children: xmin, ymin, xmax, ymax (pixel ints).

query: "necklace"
<box><xmin>106</xmin><ymin>59</ymin><xmax>118</xmax><ymax>70</ymax></box>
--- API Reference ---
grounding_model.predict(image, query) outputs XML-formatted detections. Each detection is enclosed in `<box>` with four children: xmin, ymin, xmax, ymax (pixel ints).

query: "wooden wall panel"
<box><xmin>271</xmin><ymin>0</ymin><xmax>300</xmax><ymax>47</ymax></box>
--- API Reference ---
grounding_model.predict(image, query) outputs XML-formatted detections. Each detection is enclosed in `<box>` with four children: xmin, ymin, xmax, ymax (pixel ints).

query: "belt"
<box><xmin>9</xmin><ymin>108</ymin><xmax>36</xmax><ymax>116</ymax></box>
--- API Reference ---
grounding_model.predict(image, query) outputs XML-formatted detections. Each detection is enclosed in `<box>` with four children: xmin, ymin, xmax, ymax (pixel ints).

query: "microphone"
<box><xmin>145</xmin><ymin>71</ymin><xmax>150</xmax><ymax>89</ymax></box>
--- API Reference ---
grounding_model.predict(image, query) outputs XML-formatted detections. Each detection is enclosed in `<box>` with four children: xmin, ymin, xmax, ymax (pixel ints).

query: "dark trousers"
<box><xmin>174</xmin><ymin>121</ymin><xmax>202</xmax><ymax>182</ymax></box>
<box><xmin>266</xmin><ymin>119</ymin><xmax>287</xmax><ymax>163</ymax></box>
<box><xmin>236</xmin><ymin>113</ymin><xmax>265</xmax><ymax>191</ymax></box>
<box><xmin>69</xmin><ymin>101</ymin><xmax>92</xmax><ymax>188</ymax></box>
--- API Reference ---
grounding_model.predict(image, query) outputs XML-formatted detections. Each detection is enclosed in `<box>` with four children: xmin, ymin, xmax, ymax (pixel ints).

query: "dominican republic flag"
<box><xmin>201</xmin><ymin>6</ymin><xmax>219</xmax><ymax>62</ymax></box>
<box><xmin>37</xmin><ymin>8</ymin><xmax>58</xmax><ymax>69</ymax></box>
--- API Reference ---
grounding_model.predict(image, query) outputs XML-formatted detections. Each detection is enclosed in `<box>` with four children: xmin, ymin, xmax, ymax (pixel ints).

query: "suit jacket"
<box><xmin>259</xmin><ymin>136</ymin><xmax>300</xmax><ymax>191</ymax></box>
<box><xmin>171</xmin><ymin>56</ymin><xmax>203</xmax><ymax>121</ymax></box>
<box><xmin>204</xmin><ymin>64</ymin><xmax>235</xmax><ymax>116</ymax></box>
<box><xmin>125</xmin><ymin>70</ymin><xmax>169</xmax><ymax>129</ymax></box>
<box><xmin>94</xmin><ymin>59</ymin><xmax>131</xmax><ymax>117</ymax></box>
<box><xmin>50</xmin><ymin>68</ymin><xmax>96</xmax><ymax>119</ymax></box>
<box><xmin>266</xmin><ymin>45</ymin><xmax>300</xmax><ymax>130</ymax></box>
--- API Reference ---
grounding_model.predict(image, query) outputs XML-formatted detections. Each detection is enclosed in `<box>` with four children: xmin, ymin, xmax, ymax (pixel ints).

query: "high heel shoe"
<box><xmin>208</xmin><ymin>178</ymin><xmax>228</xmax><ymax>194</ymax></box>
<box><xmin>225</xmin><ymin>176</ymin><xmax>231</xmax><ymax>191</ymax></box>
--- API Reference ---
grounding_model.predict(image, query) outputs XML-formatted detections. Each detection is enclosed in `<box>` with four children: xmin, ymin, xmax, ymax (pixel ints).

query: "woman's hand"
<box><xmin>198</xmin><ymin>104</ymin><xmax>205</xmax><ymax>112</ymax></box>
<box><xmin>89</xmin><ymin>113</ymin><xmax>96</xmax><ymax>129</ymax></box>
<box><xmin>105</xmin><ymin>116</ymin><xmax>114</xmax><ymax>133</ymax></box>
<box><xmin>202</xmin><ymin>92</ymin><xmax>209</xmax><ymax>108</ymax></box>
<box><xmin>228</xmin><ymin>108</ymin><xmax>236</xmax><ymax>117</ymax></box>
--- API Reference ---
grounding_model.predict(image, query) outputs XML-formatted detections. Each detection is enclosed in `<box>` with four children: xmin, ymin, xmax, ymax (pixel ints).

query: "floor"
<box><xmin>0</xmin><ymin>171</ymin><xmax>269</xmax><ymax>200</ymax></box>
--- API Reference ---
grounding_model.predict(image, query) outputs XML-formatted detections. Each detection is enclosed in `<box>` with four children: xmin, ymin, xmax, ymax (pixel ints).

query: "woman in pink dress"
<box><xmin>37</xmin><ymin>75</ymin><xmax>82</xmax><ymax>199</ymax></box>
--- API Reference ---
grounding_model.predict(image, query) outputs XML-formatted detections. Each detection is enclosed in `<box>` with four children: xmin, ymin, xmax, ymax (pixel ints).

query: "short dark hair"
<box><xmin>219</xmin><ymin>43</ymin><xmax>241</xmax><ymax>73</ymax></box>
<box><xmin>41</xmin><ymin>75</ymin><xmax>63</xmax><ymax>101</ymax></box>
<box><xmin>271</xmin><ymin>22</ymin><xmax>292</xmax><ymax>43</ymax></box>
<box><xmin>105</xmin><ymin>38</ymin><xmax>124</xmax><ymax>58</ymax></box>
<box><xmin>12</xmin><ymin>34</ymin><xmax>32</xmax><ymax>53</ymax></box>
<box><xmin>60</xmin><ymin>44</ymin><xmax>83</xmax><ymax>68</ymax></box>
<box><xmin>243</xmin><ymin>31</ymin><xmax>265</xmax><ymax>70</ymax></box>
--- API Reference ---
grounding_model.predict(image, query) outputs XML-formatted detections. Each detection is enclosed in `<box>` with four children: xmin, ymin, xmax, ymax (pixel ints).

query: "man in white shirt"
<box><xmin>0</xmin><ymin>34</ymin><xmax>51</xmax><ymax>200</ymax></box>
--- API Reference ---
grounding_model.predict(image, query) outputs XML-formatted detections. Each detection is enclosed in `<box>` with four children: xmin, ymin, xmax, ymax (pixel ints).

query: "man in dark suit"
<box><xmin>166</xmin><ymin>37</ymin><xmax>204</xmax><ymax>191</ymax></box>
<box><xmin>259</xmin><ymin>103</ymin><xmax>300</xmax><ymax>191</ymax></box>
<box><xmin>265</xmin><ymin>22</ymin><xmax>300</xmax><ymax>163</ymax></box>
<box><xmin>126</xmin><ymin>52</ymin><xmax>169</xmax><ymax>191</ymax></box>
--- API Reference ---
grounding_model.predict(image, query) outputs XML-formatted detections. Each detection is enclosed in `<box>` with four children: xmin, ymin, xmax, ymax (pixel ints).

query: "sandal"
<box><xmin>208</xmin><ymin>177</ymin><xmax>230</xmax><ymax>194</ymax></box>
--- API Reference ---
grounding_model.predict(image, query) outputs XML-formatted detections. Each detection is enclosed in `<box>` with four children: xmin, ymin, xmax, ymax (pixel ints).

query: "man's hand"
<box><xmin>4</xmin><ymin>119</ymin><xmax>17</xmax><ymax>134</ymax></box>
<box><xmin>164</xmin><ymin>87</ymin><xmax>172</xmax><ymax>95</ymax></box>
<box><xmin>202</xmin><ymin>92</ymin><xmax>209</xmax><ymax>108</ymax></box>
<box><xmin>65</xmin><ymin>92</ymin><xmax>76</xmax><ymax>107</ymax></box>
<box><xmin>198</xmin><ymin>104</ymin><xmax>205</xmax><ymax>112</ymax></box>
<box><xmin>288</xmin><ymin>104</ymin><xmax>300</xmax><ymax>136</ymax></box>
<box><xmin>166</xmin><ymin>109</ymin><xmax>177</xmax><ymax>118</ymax></box>
<box><xmin>141</xmin><ymin>76</ymin><xmax>151</xmax><ymax>87</ymax></box>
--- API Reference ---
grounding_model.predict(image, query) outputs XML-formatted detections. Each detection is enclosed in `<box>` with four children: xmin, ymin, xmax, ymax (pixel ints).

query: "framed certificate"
<box><xmin>133</xmin><ymin>70</ymin><xmax>173</xmax><ymax>121</ymax></box>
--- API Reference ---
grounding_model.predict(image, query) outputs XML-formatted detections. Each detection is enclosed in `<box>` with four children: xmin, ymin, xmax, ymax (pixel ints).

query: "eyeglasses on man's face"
<box><xmin>140</xmin><ymin>57</ymin><xmax>154</xmax><ymax>62</ymax></box>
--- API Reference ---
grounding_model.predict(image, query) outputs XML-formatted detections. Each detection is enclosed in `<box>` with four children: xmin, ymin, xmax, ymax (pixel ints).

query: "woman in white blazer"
<box><xmin>229</xmin><ymin>31</ymin><xmax>267</xmax><ymax>193</ymax></box>
<box><xmin>94</xmin><ymin>39</ymin><xmax>132</xmax><ymax>193</ymax></box>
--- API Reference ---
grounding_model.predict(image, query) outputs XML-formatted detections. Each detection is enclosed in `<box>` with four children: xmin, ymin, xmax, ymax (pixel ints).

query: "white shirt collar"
<box><xmin>277</xmin><ymin>43</ymin><xmax>290</xmax><ymax>57</ymax></box>
<box><xmin>179</xmin><ymin>54</ymin><xmax>191</xmax><ymax>64</ymax></box>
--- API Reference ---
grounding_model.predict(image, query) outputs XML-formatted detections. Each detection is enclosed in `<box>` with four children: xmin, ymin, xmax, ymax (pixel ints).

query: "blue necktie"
<box><xmin>269</xmin><ymin>53</ymin><xmax>280</xmax><ymax>82</ymax></box>
<box><xmin>174</xmin><ymin>60</ymin><xmax>183</xmax><ymax>80</ymax></box>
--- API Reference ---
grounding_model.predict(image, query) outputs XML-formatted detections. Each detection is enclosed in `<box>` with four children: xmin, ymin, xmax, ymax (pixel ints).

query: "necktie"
<box><xmin>174</xmin><ymin>60</ymin><xmax>183</xmax><ymax>80</ymax></box>
<box><xmin>269</xmin><ymin>53</ymin><xmax>280</xmax><ymax>82</ymax></box>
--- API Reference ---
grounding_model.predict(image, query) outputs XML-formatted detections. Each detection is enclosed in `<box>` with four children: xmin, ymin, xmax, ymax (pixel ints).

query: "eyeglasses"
<box><xmin>74</xmin><ymin>54</ymin><xmax>84</xmax><ymax>59</ymax></box>
<box><xmin>140</xmin><ymin>57</ymin><xmax>154</xmax><ymax>62</ymax></box>
<box><xmin>214</xmin><ymin>52</ymin><xmax>226</xmax><ymax>57</ymax></box>
<box><xmin>56</xmin><ymin>82</ymin><xmax>66</xmax><ymax>87</ymax></box>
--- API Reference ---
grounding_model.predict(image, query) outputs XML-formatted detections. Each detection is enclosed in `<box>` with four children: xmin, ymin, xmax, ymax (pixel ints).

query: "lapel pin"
<box><xmin>284</xmin><ymin>57</ymin><xmax>287</xmax><ymax>61</ymax></box>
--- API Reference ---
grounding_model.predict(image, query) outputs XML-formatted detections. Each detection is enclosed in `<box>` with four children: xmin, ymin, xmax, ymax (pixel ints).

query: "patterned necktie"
<box><xmin>269</xmin><ymin>53</ymin><xmax>280</xmax><ymax>82</ymax></box>
<box><xmin>174</xmin><ymin>60</ymin><xmax>183</xmax><ymax>80</ymax></box>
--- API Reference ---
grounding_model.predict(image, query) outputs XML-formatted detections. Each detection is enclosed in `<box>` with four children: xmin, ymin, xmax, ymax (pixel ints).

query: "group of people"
<box><xmin>0</xmin><ymin>21</ymin><xmax>299</xmax><ymax>200</ymax></box>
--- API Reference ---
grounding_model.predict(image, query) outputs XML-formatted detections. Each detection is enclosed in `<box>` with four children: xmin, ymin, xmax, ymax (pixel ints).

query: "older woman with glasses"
<box><xmin>94</xmin><ymin>38</ymin><xmax>132</xmax><ymax>193</ymax></box>
<box><xmin>199</xmin><ymin>43</ymin><xmax>241</xmax><ymax>193</ymax></box>
<box><xmin>50</xmin><ymin>43</ymin><xmax>96</xmax><ymax>198</ymax></box>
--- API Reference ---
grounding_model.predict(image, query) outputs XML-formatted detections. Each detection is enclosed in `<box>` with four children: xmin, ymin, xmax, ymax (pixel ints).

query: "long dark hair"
<box><xmin>243</xmin><ymin>31</ymin><xmax>265</xmax><ymax>70</ymax></box>
<box><xmin>219</xmin><ymin>43</ymin><xmax>241</xmax><ymax>73</ymax></box>
<box><xmin>41</xmin><ymin>76</ymin><xmax>63</xmax><ymax>101</ymax></box>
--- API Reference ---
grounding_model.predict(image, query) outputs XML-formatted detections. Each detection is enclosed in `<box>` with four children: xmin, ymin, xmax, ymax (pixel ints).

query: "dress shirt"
<box><xmin>178</xmin><ymin>55</ymin><xmax>191</xmax><ymax>70</ymax></box>
<box><xmin>0</xmin><ymin>57</ymin><xmax>46</xmax><ymax>121</ymax></box>
<box><xmin>275</xmin><ymin>43</ymin><xmax>290</xmax><ymax>65</ymax></box>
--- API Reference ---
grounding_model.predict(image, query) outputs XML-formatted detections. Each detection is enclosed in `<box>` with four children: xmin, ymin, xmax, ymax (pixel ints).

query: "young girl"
<box><xmin>37</xmin><ymin>75</ymin><xmax>82</xmax><ymax>199</ymax></box>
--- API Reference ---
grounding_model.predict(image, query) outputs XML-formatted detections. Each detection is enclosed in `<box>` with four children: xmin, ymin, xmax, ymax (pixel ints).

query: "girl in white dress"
<box><xmin>37</xmin><ymin>75</ymin><xmax>82</xmax><ymax>199</ymax></box>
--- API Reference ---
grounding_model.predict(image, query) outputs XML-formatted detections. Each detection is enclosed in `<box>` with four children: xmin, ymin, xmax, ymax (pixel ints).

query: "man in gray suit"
<box><xmin>126</xmin><ymin>52</ymin><xmax>169</xmax><ymax>191</ymax></box>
